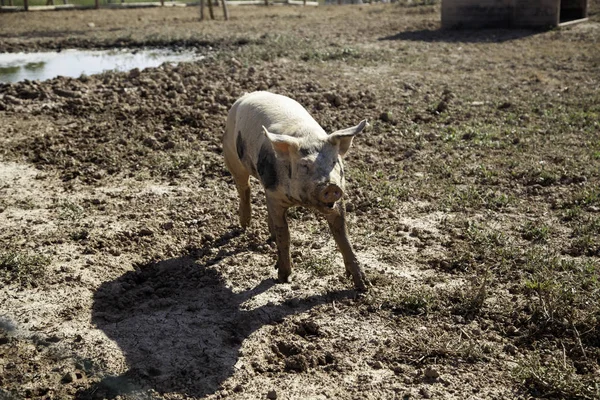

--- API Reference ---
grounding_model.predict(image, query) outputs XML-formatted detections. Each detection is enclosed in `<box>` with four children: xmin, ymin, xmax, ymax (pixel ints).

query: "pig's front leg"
<box><xmin>266</xmin><ymin>196</ymin><xmax>292</xmax><ymax>283</ymax></box>
<box><xmin>326</xmin><ymin>204</ymin><xmax>368</xmax><ymax>291</ymax></box>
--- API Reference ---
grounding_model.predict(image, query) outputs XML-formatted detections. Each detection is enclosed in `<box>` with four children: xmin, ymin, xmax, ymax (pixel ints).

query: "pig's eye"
<box><xmin>298</xmin><ymin>162</ymin><xmax>311</xmax><ymax>174</ymax></box>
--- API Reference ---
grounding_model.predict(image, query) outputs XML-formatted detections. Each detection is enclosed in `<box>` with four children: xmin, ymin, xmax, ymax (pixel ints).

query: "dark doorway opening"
<box><xmin>560</xmin><ymin>0</ymin><xmax>588</xmax><ymax>23</ymax></box>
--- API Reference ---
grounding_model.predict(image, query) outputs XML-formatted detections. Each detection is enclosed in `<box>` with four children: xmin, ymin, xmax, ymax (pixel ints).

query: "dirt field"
<box><xmin>1</xmin><ymin>3</ymin><xmax>599</xmax><ymax>399</ymax></box>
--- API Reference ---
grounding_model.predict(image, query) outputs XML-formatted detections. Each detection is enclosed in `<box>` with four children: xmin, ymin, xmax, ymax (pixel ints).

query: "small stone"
<box><xmin>233</xmin><ymin>384</ymin><xmax>243</xmax><ymax>393</ymax></box>
<box><xmin>267</xmin><ymin>389</ymin><xmax>277</xmax><ymax>399</ymax></box>
<box><xmin>231</xmin><ymin>57</ymin><xmax>242</xmax><ymax>68</ymax></box>
<box><xmin>87</xmin><ymin>22</ymin><xmax>95</xmax><ymax>28</ymax></box>
<box><xmin>419</xmin><ymin>387</ymin><xmax>431</xmax><ymax>398</ymax></box>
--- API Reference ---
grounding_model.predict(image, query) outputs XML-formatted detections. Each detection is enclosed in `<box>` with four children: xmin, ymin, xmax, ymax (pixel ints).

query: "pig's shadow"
<box><xmin>77</xmin><ymin>230</ymin><xmax>354</xmax><ymax>399</ymax></box>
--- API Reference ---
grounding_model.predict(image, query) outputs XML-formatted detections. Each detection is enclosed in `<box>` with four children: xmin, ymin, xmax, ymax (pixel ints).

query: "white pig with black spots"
<box><xmin>222</xmin><ymin>91</ymin><xmax>368</xmax><ymax>291</ymax></box>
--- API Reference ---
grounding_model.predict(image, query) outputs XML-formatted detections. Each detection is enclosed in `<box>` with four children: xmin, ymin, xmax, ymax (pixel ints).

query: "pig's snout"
<box><xmin>318</xmin><ymin>184</ymin><xmax>343</xmax><ymax>207</ymax></box>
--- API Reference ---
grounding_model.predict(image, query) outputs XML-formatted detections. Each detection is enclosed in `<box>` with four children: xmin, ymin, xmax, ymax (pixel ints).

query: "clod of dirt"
<box><xmin>419</xmin><ymin>387</ymin><xmax>432</xmax><ymax>398</ymax></box>
<box><xmin>295</xmin><ymin>320</ymin><xmax>320</xmax><ymax>338</ymax></box>
<box><xmin>161</xmin><ymin>221</ymin><xmax>175</xmax><ymax>230</ymax></box>
<box><xmin>435</xmin><ymin>100</ymin><xmax>448</xmax><ymax>113</ymax></box>
<box><xmin>424</xmin><ymin>366</ymin><xmax>440</xmax><ymax>380</ymax></box>
<box><xmin>504</xmin><ymin>343</ymin><xmax>518</xmax><ymax>355</ymax></box>
<box><xmin>267</xmin><ymin>389</ymin><xmax>278</xmax><ymax>399</ymax></box>
<box><xmin>379</xmin><ymin>111</ymin><xmax>393</xmax><ymax>123</ymax></box>
<box><xmin>274</xmin><ymin>341</ymin><xmax>302</xmax><ymax>357</ymax></box>
<box><xmin>324</xmin><ymin>92</ymin><xmax>343</xmax><ymax>107</ymax></box>
<box><xmin>61</xmin><ymin>372</ymin><xmax>76</xmax><ymax>384</ymax></box>
<box><xmin>285</xmin><ymin>354</ymin><xmax>310</xmax><ymax>372</ymax></box>
<box><xmin>138</xmin><ymin>228</ymin><xmax>154</xmax><ymax>237</ymax></box>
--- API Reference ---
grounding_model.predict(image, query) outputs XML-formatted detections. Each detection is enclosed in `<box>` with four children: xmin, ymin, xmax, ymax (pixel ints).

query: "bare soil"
<box><xmin>1</xmin><ymin>3</ymin><xmax>599</xmax><ymax>400</ymax></box>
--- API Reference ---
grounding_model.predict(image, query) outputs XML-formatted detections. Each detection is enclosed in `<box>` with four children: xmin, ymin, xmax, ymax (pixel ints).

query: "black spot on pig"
<box><xmin>236</xmin><ymin>132</ymin><xmax>244</xmax><ymax>160</ymax></box>
<box><xmin>257</xmin><ymin>145</ymin><xmax>278</xmax><ymax>190</ymax></box>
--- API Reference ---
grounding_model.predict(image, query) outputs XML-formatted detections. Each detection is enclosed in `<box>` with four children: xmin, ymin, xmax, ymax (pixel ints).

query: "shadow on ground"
<box><xmin>76</xmin><ymin>230</ymin><xmax>354</xmax><ymax>399</ymax></box>
<box><xmin>379</xmin><ymin>28</ymin><xmax>541</xmax><ymax>43</ymax></box>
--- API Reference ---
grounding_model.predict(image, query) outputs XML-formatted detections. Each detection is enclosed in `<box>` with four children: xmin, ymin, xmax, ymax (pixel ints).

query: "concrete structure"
<box><xmin>442</xmin><ymin>0</ymin><xmax>589</xmax><ymax>29</ymax></box>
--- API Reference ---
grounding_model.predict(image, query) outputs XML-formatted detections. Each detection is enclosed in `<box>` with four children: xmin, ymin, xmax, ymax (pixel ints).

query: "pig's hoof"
<box><xmin>353</xmin><ymin>275</ymin><xmax>370</xmax><ymax>292</ymax></box>
<box><xmin>277</xmin><ymin>276</ymin><xmax>292</xmax><ymax>284</ymax></box>
<box><xmin>277</xmin><ymin>270</ymin><xmax>292</xmax><ymax>283</ymax></box>
<box><xmin>354</xmin><ymin>281</ymin><xmax>369</xmax><ymax>292</ymax></box>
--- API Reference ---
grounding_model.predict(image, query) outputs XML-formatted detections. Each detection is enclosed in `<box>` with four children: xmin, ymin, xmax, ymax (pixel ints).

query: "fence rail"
<box><xmin>0</xmin><ymin>0</ymin><xmax>319</xmax><ymax>11</ymax></box>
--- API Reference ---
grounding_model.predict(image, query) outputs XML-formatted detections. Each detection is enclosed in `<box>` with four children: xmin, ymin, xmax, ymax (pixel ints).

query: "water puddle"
<box><xmin>0</xmin><ymin>48</ymin><xmax>204</xmax><ymax>83</ymax></box>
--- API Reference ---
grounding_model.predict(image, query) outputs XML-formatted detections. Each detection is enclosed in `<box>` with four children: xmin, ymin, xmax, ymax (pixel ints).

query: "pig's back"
<box><xmin>234</xmin><ymin>91</ymin><xmax>325</xmax><ymax>138</ymax></box>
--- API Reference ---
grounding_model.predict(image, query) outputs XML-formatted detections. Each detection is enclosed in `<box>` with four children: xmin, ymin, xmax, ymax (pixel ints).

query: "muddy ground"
<box><xmin>1</xmin><ymin>2</ymin><xmax>600</xmax><ymax>399</ymax></box>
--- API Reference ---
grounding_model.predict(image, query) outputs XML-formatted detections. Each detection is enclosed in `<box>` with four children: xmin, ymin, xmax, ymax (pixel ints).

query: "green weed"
<box><xmin>521</xmin><ymin>221</ymin><xmax>550</xmax><ymax>243</ymax></box>
<box><xmin>301</xmin><ymin>254</ymin><xmax>334</xmax><ymax>277</ymax></box>
<box><xmin>58</xmin><ymin>200</ymin><xmax>85</xmax><ymax>221</ymax></box>
<box><xmin>0</xmin><ymin>250</ymin><xmax>50</xmax><ymax>288</ymax></box>
<box><xmin>446</xmin><ymin>186</ymin><xmax>513</xmax><ymax>211</ymax></box>
<box><xmin>520</xmin><ymin>252</ymin><xmax>599</xmax><ymax>336</ymax></box>
<box><xmin>450</xmin><ymin>273</ymin><xmax>489</xmax><ymax>317</ymax></box>
<box><xmin>514</xmin><ymin>354</ymin><xmax>600</xmax><ymax>400</ymax></box>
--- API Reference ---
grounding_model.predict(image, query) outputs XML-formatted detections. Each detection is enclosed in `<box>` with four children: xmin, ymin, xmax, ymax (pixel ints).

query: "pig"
<box><xmin>222</xmin><ymin>91</ymin><xmax>368</xmax><ymax>291</ymax></box>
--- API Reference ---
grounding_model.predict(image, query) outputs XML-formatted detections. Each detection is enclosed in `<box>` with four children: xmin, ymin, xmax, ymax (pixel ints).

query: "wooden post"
<box><xmin>264</xmin><ymin>0</ymin><xmax>268</xmax><ymax>6</ymax></box>
<box><xmin>24</xmin><ymin>0</ymin><xmax>28</xmax><ymax>11</ymax></box>
<box><xmin>200</xmin><ymin>0</ymin><xmax>205</xmax><ymax>20</ymax></box>
<box><xmin>160</xmin><ymin>0</ymin><xmax>164</xmax><ymax>5</ymax></box>
<box><xmin>95</xmin><ymin>0</ymin><xmax>99</xmax><ymax>9</ymax></box>
<box><xmin>207</xmin><ymin>0</ymin><xmax>215</xmax><ymax>19</ymax></box>
<box><xmin>221</xmin><ymin>0</ymin><xmax>229</xmax><ymax>20</ymax></box>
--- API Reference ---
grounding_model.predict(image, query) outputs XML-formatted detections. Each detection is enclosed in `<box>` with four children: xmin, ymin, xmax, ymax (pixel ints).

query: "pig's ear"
<box><xmin>328</xmin><ymin>120</ymin><xmax>368</xmax><ymax>156</ymax></box>
<box><xmin>262</xmin><ymin>126</ymin><xmax>300</xmax><ymax>156</ymax></box>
